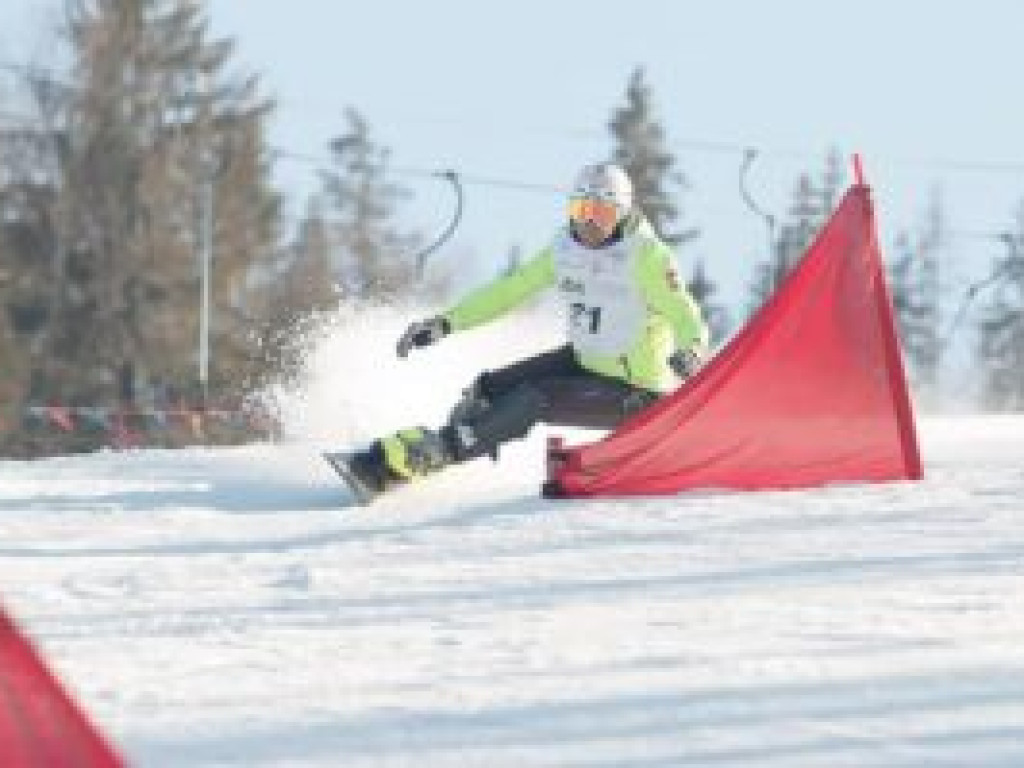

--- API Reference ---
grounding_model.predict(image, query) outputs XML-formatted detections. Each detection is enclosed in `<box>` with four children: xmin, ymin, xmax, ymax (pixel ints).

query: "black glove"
<box><xmin>396</xmin><ymin>316</ymin><xmax>451</xmax><ymax>358</ymax></box>
<box><xmin>668</xmin><ymin>348</ymin><xmax>704</xmax><ymax>379</ymax></box>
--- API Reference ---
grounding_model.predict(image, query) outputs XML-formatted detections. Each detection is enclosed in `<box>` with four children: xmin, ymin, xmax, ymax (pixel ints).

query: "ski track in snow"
<box><xmin>0</xmin><ymin>415</ymin><xmax>1022</xmax><ymax>767</ymax></box>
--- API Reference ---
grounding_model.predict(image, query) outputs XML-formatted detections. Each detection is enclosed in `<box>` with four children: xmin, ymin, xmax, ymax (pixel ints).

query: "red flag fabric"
<box><xmin>0</xmin><ymin>608</ymin><xmax>125</xmax><ymax>767</ymax></box>
<box><xmin>546</xmin><ymin>179</ymin><xmax>922</xmax><ymax>497</ymax></box>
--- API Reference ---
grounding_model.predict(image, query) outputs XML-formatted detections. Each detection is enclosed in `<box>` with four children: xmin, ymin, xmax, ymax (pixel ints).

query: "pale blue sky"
<box><xmin>3</xmin><ymin>0</ymin><xmax>1024</xmax><ymax>317</ymax></box>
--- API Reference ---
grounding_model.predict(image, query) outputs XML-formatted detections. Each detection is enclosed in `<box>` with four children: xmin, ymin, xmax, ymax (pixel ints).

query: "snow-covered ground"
<box><xmin>2</xmin><ymin>312</ymin><xmax>1023</xmax><ymax>766</ymax></box>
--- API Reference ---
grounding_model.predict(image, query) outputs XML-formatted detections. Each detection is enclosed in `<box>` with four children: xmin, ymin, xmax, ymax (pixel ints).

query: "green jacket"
<box><xmin>443</xmin><ymin>216</ymin><xmax>709</xmax><ymax>393</ymax></box>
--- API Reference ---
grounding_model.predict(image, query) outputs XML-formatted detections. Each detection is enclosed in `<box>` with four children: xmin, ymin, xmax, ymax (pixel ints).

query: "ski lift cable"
<box><xmin>273</xmin><ymin>146</ymin><xmax>562</xmax><ymax>192</ymax></box>
<box><xmin>7</xmin><ymin>57</ymin><xmax>1024</xmax><ymax>177</ymax></box>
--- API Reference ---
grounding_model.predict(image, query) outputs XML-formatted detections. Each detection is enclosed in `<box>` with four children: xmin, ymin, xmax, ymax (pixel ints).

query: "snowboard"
<box><xmin>322</xmin><ymin>451</ymin><xmax>377</xmax><ymax>506</ymax></box>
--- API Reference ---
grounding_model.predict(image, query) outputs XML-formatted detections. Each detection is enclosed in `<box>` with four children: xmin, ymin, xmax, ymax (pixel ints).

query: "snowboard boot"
<box><xmin>379</xmin><ymin>427</ymin><xmax>454</xmax><ymax>481</ymax></box>
<box><xmin>333</xmin><ymin>427</ymin><xmax>456</xmax><ymax>504</ymax></box>
<box><xmin>333</xmin><ymin>441</ymin><xmax>408</xmax><ymax>502</ymax></box>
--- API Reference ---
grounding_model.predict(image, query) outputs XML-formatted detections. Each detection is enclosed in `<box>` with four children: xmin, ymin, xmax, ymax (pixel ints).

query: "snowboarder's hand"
<box><xmin>396</xmin><ymin>316</ymin><xmax>451</xmax><ymax>358</ymax></box>
<box><xmin>668</xmin><ymin>348</ymin><xmax>704</xmax><ymax>379</ymax></box>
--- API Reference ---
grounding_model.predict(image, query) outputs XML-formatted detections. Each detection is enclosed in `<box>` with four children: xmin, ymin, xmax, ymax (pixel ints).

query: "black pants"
<box><xmin>442</xmin><ymin>345</ymin><xmax>660</xmax><ymax>462</ymax></box>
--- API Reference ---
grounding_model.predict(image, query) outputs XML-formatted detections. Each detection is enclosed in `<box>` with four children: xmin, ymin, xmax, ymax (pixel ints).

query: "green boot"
<box><xmin>380</xmin><ymin>427</ymin><xmax>452</xmax><ymax>481</ymax></box>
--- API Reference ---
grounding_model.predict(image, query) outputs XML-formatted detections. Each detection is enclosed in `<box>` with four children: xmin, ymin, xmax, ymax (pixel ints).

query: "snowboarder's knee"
<box><xmin>446</xmin><ymin>384</ymin><xmax>547</xmax><ymax>462</ymax></box>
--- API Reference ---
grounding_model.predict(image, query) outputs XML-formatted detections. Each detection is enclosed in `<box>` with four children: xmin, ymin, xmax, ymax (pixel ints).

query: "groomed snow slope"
<box><xmin>1</xmin><ymin>312</ymin><xmax>1022</xmax><ymax>766</ymax></box>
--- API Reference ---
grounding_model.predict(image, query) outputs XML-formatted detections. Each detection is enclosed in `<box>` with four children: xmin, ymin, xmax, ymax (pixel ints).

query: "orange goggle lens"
<box><xmin>568</xmin><ymin>197</ymin><xmax>619</xmax><ymax>230</ymax></box>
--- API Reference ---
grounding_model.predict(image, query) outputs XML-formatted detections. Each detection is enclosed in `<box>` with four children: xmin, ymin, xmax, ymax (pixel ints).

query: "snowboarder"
<box><xmin>328</xmin><ymin>162</ymin><xmax>710</xmax><ymax>502</ymax></box>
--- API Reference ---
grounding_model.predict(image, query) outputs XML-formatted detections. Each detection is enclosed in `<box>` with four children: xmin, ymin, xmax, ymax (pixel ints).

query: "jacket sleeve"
<box><xmin>637</xmin><ymin>241</ymin><xmax>710</xmax><ymax>352</ymax></box>
<box><xmin>442</xmin><ymin>247</ymin><xmax>556</xmax><ymax>332</ymax></box>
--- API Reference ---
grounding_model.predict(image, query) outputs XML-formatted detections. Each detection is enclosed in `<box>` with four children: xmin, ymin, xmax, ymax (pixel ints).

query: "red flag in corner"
<box><xmin>0</xmin><ymin>608</ymin><xmax>125</xmax><ymax>767</ymax></box>
<box><xmin>547</xmin><ymin>172</ymin><xmax>922</xmax><ymax>497</ymax></box>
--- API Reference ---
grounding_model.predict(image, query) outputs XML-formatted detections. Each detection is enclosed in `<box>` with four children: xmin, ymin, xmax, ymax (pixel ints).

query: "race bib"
<box><xmin>554</xmin><ymin>236</ymin><xmax>645</xmax><ymax>355</ymax></box>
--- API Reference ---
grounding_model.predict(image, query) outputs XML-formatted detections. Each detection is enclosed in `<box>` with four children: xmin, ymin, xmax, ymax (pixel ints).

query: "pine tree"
<box><xmin>240</xmin><ymin>199</ymin><xmax>336</xmax><ymax>389</ymax></box>
<box><xmin>0</xmin><ymin>158</ymin><xmax>33</xmax><ymax>440</ymax></box>
<box><xmin>686</xmin><ymin>259</ymin><xmax>730</xmax><ymax>346</ymax></box>
<box><xmin>608</xmin><ymin>67</ymin><xmax>697</xmax><ymax>246</ymax></box>
<box><xmin>819</xmin><ymin>148</ymin><xmax>845</xmax><ymax>221</ymax></box>
<box><xmin>320</xmin><ymin>107</ymin><xmax>421</xmax><ymax>302</ymax></box>
<box><xmin>55</xmin><ymin>0</ymin><xmax>280</xmax><ymax>407</ymax></box>
<box><xmin>889</xmin><ymin>189</ymin><xmax>945</xmax><ymax>399</ymax></box>
<box><xmin>277</xmin><ymin>200</ymin><xmax>337</xmax><ymax>319</ymax></box>
<box><xmin>202</xmin><ymin>104</ymin><xmax>286</xmax><ymax>397</ymax></box>
<box><xmin>747</xmin><ymin>173</ymin><xmax>815</xmax><ymax>314</ymax></box>
<box><xmin>977</xmin><ymin>204</ymin><xmax>1024</xmax><ymax>410</ymax></box>
<box><xmin>746</xmin><ymin>152</ymin><xmax>844</xmax><ymax>314</ymax></box>
<box><xmin>0</xmin><ymin>0</ymin><xmax>282</xmax><ymax>454</ymax></box>
<box><xmin>0</xmin><ymin>69</ymin><xmax>72</xmax><ymax>410</ymax></box>
<box><xmin>0</xmin><ymin>119</ymin><xmax>54</xmax><ymax>396</ymax></box>
<box><xmin>253</xmin><ymin>196</ymin><xmax>333</xmax><ymax>331</ymax></box>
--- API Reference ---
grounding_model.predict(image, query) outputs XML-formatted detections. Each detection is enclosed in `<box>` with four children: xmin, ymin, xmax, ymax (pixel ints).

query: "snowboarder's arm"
<box><xmin>442</xmin><ymin>248</ymin><xmax>556</xmax><ymax>331</ymax></box>
<box><xmin>638</xmin><ymin>242</ymin><xmax>709</xmax><ymax>353</ymax></box>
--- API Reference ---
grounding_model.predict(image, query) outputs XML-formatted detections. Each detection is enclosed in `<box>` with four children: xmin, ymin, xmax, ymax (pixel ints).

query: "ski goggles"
<box><xmin>568</xmin><ymin>196</ymin><xmax>620</xmax><ymax>231</ymax></box>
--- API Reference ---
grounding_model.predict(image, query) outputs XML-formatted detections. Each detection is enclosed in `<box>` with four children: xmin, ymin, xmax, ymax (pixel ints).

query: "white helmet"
<box><xmin>571</xmin><ymin>162</ymin><xmax>633</xmax><ymax>216</ymax></box>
